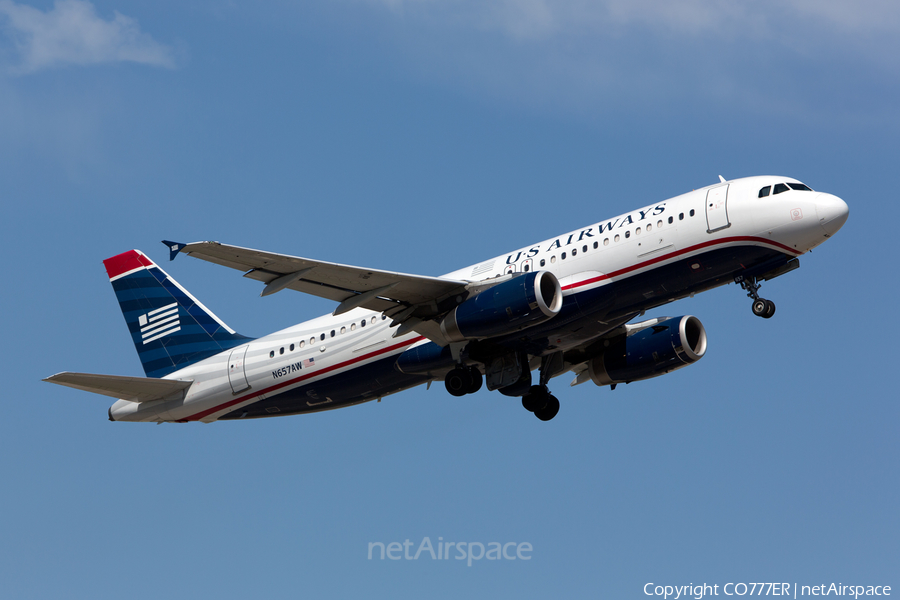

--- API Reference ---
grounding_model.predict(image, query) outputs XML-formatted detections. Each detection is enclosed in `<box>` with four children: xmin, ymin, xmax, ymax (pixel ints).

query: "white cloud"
<box><xmin>363</xmin><ymin>0</ymin><xmax>900</xmax><ymax>40</ymax></box>
<box><xmin>0</xmin><ymin>0</ymin><xmax>175</xmax><ymax>72</ymax></box>
<box><xmin>349</xmin><ymin>0</ymin><xmax>900</xmax><ymax>124</ymax></box>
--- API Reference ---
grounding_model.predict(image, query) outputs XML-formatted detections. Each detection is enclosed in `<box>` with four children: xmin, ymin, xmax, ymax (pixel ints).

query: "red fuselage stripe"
<box><xmin>184</xmin><ymin>336</ymin><xmax>427</xmax><ymax>421</ymax></box>
<box><xmin>560</xmin><ymin>236</ymin><xmax>799</xmax><ymax>291</ymax></box>
<box><xmin>186</xmin><ymin>236</ymin><xmax>799</xmax><ymax>420</ymax></box>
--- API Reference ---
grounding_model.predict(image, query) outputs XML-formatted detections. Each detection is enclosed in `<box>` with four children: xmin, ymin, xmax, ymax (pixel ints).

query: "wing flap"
<box><xmin>44</xmin><ymin>372</ymin><xmax>193</xmax><ymax>403</ymax></box>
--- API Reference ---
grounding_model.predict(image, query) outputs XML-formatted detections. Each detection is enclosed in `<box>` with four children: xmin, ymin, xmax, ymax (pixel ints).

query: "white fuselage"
<box><xmin>110</xmin><ymin>176</ymin><xmax>848</xmax><ymax>422</ymax></box>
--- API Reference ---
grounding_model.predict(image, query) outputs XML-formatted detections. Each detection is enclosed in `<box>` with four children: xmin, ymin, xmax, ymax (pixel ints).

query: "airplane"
<box><xmin>44</xmin><ymin>175</ymin><xmax>848</xmax><ymax>423</ymax></box>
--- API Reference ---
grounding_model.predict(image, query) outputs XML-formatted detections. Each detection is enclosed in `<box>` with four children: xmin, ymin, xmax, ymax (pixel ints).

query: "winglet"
<box><xmin>162</xmin><ymin>240</ymin><xmax>187</xmax><ymax>261</ymax></box>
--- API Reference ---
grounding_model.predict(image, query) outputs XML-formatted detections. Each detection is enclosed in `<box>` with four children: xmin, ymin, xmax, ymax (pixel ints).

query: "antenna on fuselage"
<box><xmin>718</xmin><ymin>175</ymin><xmax>726</xmax><ymax>183</ymax></box>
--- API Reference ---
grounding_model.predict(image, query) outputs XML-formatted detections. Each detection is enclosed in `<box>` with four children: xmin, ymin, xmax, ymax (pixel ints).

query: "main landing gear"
<box><xmin>521</xmin><ymin>385</ymin><xmax>560</xmax><ymax>421</ymax></box>
<box><xmin>520</xmin><ymin>352</ymin><xmax>564</xmax><ymax>421</ymax></box>
<box><xmin>444</xmin><ymin>366</ymin><xmax>483</xmax><ymax>397</ymax></box>
<box><xmin>737</xmin><ymin>275</ymin><xmax>776</xmax><ymax>319</ymax></box>
<box><xmin>444</xmin><ymin>354</ymin><xmax>562</xmax><ymax>422</ymax></box>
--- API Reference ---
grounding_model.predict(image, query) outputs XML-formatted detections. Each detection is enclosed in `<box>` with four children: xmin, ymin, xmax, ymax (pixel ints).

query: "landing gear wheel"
<box><xmin>752</xmin><ymin>298</ymin><xmax>768</xmax><ymax>317</ymax></box>
<box><xmin>444</xmin><ymin>368</ymin><xmax>472</xmax><ymax>397</ymax></box>
<box><xmin>467</xmin><ymin>367</ymin><xmax>483</xmax><ymax>394</ymax></box>
<box><xmin>752</xmin><ymin>298</ymin><xmax>776</xmax><ymax>319</ymax></box>
<box><xmin>521</xmin><ymin>384</ymin><xmax>559</xmax><ymax>421</ymax></box>
<box><xmin>521</xmin><ymin>385</ymin><xmax>548</xmax><ymax>412</ymax></box>
<box><xmin>534</xmin><ymin>395</ymin><xmax>560</xmax><ymax>421</ymax></box>
<box><xmin>741</xmin><ymin>275</ymin><xmax>776</xmax><ymax>320</ymax></box>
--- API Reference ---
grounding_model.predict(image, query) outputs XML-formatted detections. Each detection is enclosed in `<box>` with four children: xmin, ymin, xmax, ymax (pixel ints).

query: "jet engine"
<box><xmin>588</xmin><ymin>315</ymin><xmax>707</xmax><ymax>386</ymax></box>
<box><xmin>440</xmin><ymin>271</ymin><xmax>563</xmax><ymax>343</ymax></box>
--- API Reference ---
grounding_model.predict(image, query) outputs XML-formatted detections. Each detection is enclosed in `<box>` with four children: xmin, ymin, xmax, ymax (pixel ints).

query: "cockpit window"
<box><xmin>758</xmin><ymin>186</ymin><xmax>771</xmax><ymax>198</ymax></box>
<box><xmin>787</xmin><ymin>182</ymin><xmax>812</xmax><ymax>191</ymax></box>
<box><xmin>773</xmin><ymin>183</ymin><xmax>790</xmax><ymax>195</ymax></box>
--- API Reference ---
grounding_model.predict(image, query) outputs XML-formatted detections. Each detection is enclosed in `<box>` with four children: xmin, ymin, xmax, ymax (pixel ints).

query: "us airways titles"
<box><xmin>504</xmin><ymin>203</ymin><xmax>668</xmax><ymax>265</ymax></box>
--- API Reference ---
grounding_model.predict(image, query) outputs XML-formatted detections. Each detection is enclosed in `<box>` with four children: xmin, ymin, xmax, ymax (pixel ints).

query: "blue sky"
<box><xmin>1</xmin><ymin>1</ymin><xmax>897</xmax><ymax>598</ymax></box>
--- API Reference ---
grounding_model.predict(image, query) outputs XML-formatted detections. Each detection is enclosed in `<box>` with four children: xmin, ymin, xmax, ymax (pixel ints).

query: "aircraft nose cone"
<box><xmin>815</xmin><ymin>193</ymin><xmax>849</xmax><ymax>237</ymax></box>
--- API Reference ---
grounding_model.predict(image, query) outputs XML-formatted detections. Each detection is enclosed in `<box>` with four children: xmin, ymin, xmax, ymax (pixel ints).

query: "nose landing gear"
<box><xmin>737</xmin><ymin>275</ymin><xmax>776</xmax><ymax>319</ymax></box>
<box><xmin>751</xmin><ymin>298</ymin><xmax>776</xmax><ymax>318</ymax></box>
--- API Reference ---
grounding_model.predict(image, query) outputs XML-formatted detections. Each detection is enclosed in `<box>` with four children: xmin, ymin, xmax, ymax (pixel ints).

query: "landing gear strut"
<box><xmin>520</xmin><ymin>352</ymin><xmax>564</xmax><ymax>421</ymax></box>
<box><xmin>444</xmin><ymin>366</ymin><xmax>483</xmax><ymax>397</ymax></box>
<box><xmin>737</xmin><ymin>275</ymin><xmax>776</xmax><ymax>319</ymax></box>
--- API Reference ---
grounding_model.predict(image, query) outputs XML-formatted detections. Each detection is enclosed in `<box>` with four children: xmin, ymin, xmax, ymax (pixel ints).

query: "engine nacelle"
<box><xmin>588</xmin><ymin>315</ymin><xmax>707</xmax><ymax>386</ymax></box>
<box><xmin>440</xmin><ymin>271</ymin><xmax>563</xmax><ymax>343</ymax></box>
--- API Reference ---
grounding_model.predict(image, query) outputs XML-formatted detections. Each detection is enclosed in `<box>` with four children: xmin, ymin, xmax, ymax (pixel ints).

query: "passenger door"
<box><xmin>706</xmin><ymin>184</ymin><xmax>731</xmax><ymax>233</ymax></box>
<box><xmin>227</xmin><ymin>346</ymin><xmax>250</xmax><ymax>394</ymax></box>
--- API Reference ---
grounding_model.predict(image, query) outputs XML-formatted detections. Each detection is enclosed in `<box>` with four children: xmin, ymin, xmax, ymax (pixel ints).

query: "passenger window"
<box><xmin>540</xmin><ymin>259</ymin><xmax>545</xmax><ymax>267</ymax></box>
<box><xmin>603</xmin><ymin>238</ymin><xmax>609</xmax><ymax>246</ymax></box>
<box><xmin>561</xmin><ymin>252</ymin><xmax>567</xmax><ymax>259</ymax></box>
<box><xmin>300</xmin><ymin>340</ymin><xmax>305</xmax><ymax>348</ymax></box>
<box><xmin>330</xmin><ymin>330</ymin><xmax>336</xmax><ymax>337</ymax></box>
<box><xmin>351</xmin><ymin>323</ymin><xmax>356</xmax><ymax>331</ymax></box>
<box><xmin>290</xmin><ymin>343</ymin><xmax>295</xmax><ymax>351</ymax></box>
<box><xmin>646</xmin><ymin>224</ymin><xmax>652</xmax><ymax>232</ymax></box>
<box><xmin>571</xmin><ymin>249</ymin><xmax>576</xmax><ymax>257</ymax></box>
<box><xmin>614</xmin><ymin>234</ymin><xmax>620</xmax><ymax>242</ymax></box>
<box><xmin>550</xmin><ymin>256</ymin><xmax>556</xmax><ymax>264</ymax></box>
<box><xmin>635</xmin><ymin>227</ymin><xmax>641</xmax><ymax>235</ymax></box>
<box><xmin>679</xmin><ymin>213</ymin><xmax>684</xmax><ymax>220</ymax></box>
<box><xmin>758</xmin><ymin>186</ymin><xmax>771</xmax><ymax>198</ymax></box>
<box><xmin>523</xmin><ymin>264</ymin><xmax>530</xmax><ymax>272</ymax></box>
<box><xmin>269</xmin><ymin>350</ymin><xmax>275</xmax><ymax>358</ymax></box>
<box><xmin>340</xmin><ymin>326</ymin><xmax>346</xmax><ymax>334</ymax></box>
<box><xmin>690</xmin><ymin>209</ymin><xmax>695</xmax><ymax>217</ymax></box>
<box><xmin>773</xmin><ymin>183</ymin><xmax>789</xmax><ymax>195</ymax></box>
<box><xmin>593</xmin><ymin>241</ymin><xmax>599</xmax><ymax>249</ymax></box>
<box><xmin>310</xmin><ymin>337</ymin><xmax>316</xmax><ymax>345</ymax></box>
<box><xmin>668</xmin><ymin>216</ymin><xmax>674</xmax><ymax>224</ymax></box>
<box><xmin>320</xmin><ymin>333</ymin><xmax>325</xmax><ymax>341</ymax></box>
<box><xmin>657</xmin><ymin>220</ymin><xmax>663</xmax><ymax>228</ymax></box>
<box><xmin>279</xmin><ymin>347</ymin><xmax>284</xmax><ymax>355</ymax></box>
<box><xmin>360</xmin><ymin>320</ymin><xmax>366</xmax><ymax>328</ymax></box>
<box><xmin>582</xmin><ymin>245</ymin><xmax>588</xmax><ymax>253</ymax></box>
<box><xmin>625</xmin><ymin>231</ymin><xmax>631</xmax><ymax>239</ymax></box>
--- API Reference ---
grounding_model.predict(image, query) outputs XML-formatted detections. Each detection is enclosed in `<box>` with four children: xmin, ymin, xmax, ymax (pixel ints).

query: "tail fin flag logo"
<box><xmin>138</xmin><ymin>302</ymin><xmax>181</xmax><ymax>344</ymax></box>
<box><xmin>102</xmin><ymin>249</ymin><xmax>252</xmax><ymax>378</ymax></box>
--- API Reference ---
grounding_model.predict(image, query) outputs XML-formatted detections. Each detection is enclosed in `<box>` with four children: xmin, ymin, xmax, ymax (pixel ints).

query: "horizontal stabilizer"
<box><xmin>43</xmin><ymin>372</ymin><xmax>192</xmax><ymax>403</ymax></box>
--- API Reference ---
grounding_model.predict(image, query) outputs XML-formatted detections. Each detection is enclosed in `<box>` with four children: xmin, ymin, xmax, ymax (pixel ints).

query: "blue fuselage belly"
<box><xmin>222</xmin><ymin>244</ymin><xmax>788</xmax><ymax>419</ymax></box>
<box><xmin>219</xmin><ymin>355</ymin><xmax>430</xmax><ymax>419</ymax></box>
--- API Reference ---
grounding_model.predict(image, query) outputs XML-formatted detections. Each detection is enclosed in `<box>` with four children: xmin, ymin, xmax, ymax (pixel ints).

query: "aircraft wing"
<box><xmin>166</xmin><ymin>241</ymin><xmax>470</xmax><ymax>341</ymax></box>
<box><xmin>44</xmin><ymin>372</ymin><xmax>193</xmax><ymax>402</ymax></box>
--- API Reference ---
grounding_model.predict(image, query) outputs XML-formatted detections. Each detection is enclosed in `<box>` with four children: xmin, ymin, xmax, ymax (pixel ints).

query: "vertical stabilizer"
<box><xmin>103</xmin><ymin>250</ymin><xmax>252</xmax><ymax>378</ymax></box>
